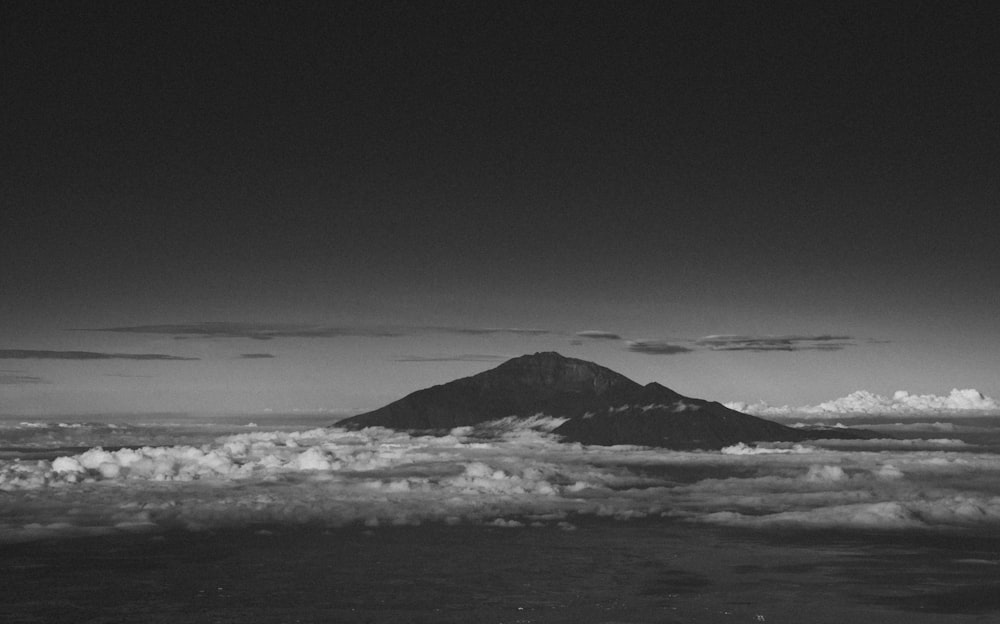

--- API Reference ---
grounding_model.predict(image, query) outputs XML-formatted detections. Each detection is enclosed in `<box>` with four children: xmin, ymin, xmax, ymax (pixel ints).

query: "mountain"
<box><xmin>337</xmin><ymin>352</ymin><xmax>877</xmax><ymax>449</ymax></box>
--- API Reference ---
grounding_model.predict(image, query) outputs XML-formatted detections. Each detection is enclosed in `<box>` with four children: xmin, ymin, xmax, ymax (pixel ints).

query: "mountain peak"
<box><xmin>488</xmin><ymin>352</ymin><xmax>636</xmax><ymax>396</ymax></box>
<box><xmin>339</xmin><ymin>352</ymin><xmax>640</xmax><ymax>431</ymax></box>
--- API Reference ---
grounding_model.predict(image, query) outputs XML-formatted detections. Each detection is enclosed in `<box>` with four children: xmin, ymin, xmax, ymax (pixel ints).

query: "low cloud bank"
<box><xmin>4</xmin><ymin>419</ymin><xmax>1000</xmax><ymax>542</ymax></box>
<box><xmin>727</xmin><ymin>389</ymin><xmax>1000</xmax><ymax>418</ymax></box>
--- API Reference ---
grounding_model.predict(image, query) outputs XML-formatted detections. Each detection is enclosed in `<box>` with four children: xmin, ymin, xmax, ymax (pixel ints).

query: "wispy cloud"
<box><xmin>0</xmin><ymin>372</ymin><xmax>49</xmax><ymax>385</ymax></box>
<box><xmin>602</xmin><ymin>331</ymin><xmax>863</xmax><ymax>357</ymax></box>
<box><xmin>0</xmin><ymin>350</ymin><xmax>198</xmax><ymax>361</ymax></box>
<box><xmin>429</xmin><ymin>327</ymin><xmax>551</xmax><ymax>336</ymax></box>
<box><xmin>575</xmin><ymin>330</ymin><xmax>622</xmax><ymax>340</ymax></box>
<box><xmin>88</xmin><ymin>323</ymin><xmax>402</xmax><ymax>340</ymax></box>
<box><xmin>239</xmin><ymin>353</ymin><xmax>276</xmax><ymax>359</ymax></box>
<box><xmin>626</xmin><ymin>340</ymin><xmax>694</xmax><ymax>355</ymax></box>
<box><xmin>695</xmin><ymin>334</ymin><xmax>854</xmax><ymax>352</ymax></box>
<box><xmin>86</xmin><ymin>322</ymin><xmax>553</xmax><ymax>340</ymax></box>
<box><xmin>395</xmin><ymin>354</ymin><xmax>508</xmax><ymax>363</ymax></box>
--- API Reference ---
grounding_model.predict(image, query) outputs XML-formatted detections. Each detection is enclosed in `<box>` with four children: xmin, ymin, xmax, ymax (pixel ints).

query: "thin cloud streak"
<box><xmin>695</xmin><ymin>334</ymin><xmax>854</xmax><ymax>352</ymax></box>
<box><xmin>0</xmin><ymin>372</ymin><xmax>49</xmax><ymax>385</ymax></box>
<box><xmin>575</xmin><ymin>330</ymin><xmax>623</xmax><ymax>340</ymax></box>
<box><xmin>88</xmin><ymin>323</ymin><xmax>402</xmax><ymax>340</ymax></box>
<box><xmin>239</xmin><ymin>353</ymin><xmax>275</xmax><ymax>359</ymax></box>
<box><xmin>86</xmin><ymin>322</ymin><xmax>554</xmax><ymax>341</ymax></box>
<box><xmin>428</xmin><ymin>327</ymin><xmax>552</xmax><ymax>336</ymax></box>
<box><xmin>626</xmin><ymin>340</ymin><xmax>694</xmax><ymax>355</ymax></box>
<box><xmin>0</xmin><ymin>350</ymin><xmax>198</xmax><ymax>361</ymax></box>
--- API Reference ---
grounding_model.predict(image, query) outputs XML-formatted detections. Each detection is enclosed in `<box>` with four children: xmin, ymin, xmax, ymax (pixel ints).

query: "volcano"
<box><xmin>337</xmin><ymin>352</ymin><xmax>875</xmax><ymax>449</ymax></box>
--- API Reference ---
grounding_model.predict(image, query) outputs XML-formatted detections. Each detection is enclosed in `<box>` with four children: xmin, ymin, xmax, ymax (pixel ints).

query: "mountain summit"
<box><xmin>338</xmin><ymin>352</ymin><xmax>874</xmax><ymax>449</ymax></box>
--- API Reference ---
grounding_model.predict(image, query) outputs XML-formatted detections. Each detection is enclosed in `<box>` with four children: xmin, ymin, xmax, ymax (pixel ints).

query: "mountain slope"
<box><xmin>338</xmin><ymin>352</ymin><xmax>874</xmax><ymax>449</ymax></box>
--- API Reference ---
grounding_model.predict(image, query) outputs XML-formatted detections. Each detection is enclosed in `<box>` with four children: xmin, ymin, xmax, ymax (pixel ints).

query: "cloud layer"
<box><xmin>728</xmin><ymin>389</ymin><xmax>1000</xmax><ymax>418</ymax></box>
<box><xmin>3</xmin><ymin>417</ymin><xmax>1000</xmax><ymax>542</ymax></box>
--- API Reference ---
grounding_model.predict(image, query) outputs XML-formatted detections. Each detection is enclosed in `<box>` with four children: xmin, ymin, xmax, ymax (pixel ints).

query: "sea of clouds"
<box><xmin>726</xmin><ymin>388</ymin><xmax>1000</xmax><ymax>417</ymax></box>
<box><xmin>3</xmin><ymin>414</ymin><xmax>1000</xmax><ymax>543</ymax></box>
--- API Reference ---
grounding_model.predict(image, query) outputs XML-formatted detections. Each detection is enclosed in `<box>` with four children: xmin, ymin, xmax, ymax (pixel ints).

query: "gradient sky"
<box><xmin>2</xmin><ymin>2</ymin><xmax>998</xmax><ymax>415</ymax></box>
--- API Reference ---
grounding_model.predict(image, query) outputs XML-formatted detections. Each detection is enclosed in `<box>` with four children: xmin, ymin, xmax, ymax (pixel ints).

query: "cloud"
<box><xmin>395</xmin><ymin>354</ymin><xmax>508</xmax><ymax>363</ymax></box>
<box><xmin>89</xmin><ymin>322</ymin><xmax>402</xmax><ymax>340</ymax></box>
<box><xmin>626</xmin><ymin>340</ymin><xmax>693</xmax><ymax>355</ymax></box>
<box><xmin>618</xmin><ymin>332</ymin><xmax>868</xmax><ymax>357</ymax></box>
<box><xmin>87</xmin><ymin>322</ymin><xmax>552</xmax><ymax>340</ymax></box>
<box><xmin>575</xmin><ymin>330</ymin><xmax>622</xmax><ymax>340</ymax></box>
<box><xmin>239</xmin><ymin>353</ymin><xmax>275</xmax><ymax>359</ymax></box>
<box><xmin>429</xmin><ymin>327</ymin><xmax>552</xmax><ymax>336</ymax></box>
<box><xmin>696</xmin><ymin>334</ymin><xmax>853</xmax><ymax>352</ymax></box>
<box><xmin>729</xmin><ymin>389</ymin><xmax>1000</xmax><ymax>418</ymax></box>
<box><xmin>5</xmin><ymin>418</ymin><xmax>1000</xmax><ymax>542</ymax></box>
<box><xmin>858</xmin><ymin>422</ymin><xmax>998</xmax><ymax>434</ymax></box>
<box><xmin>0</xmin><ymin>372</ymin><xmax>49</xmax><ymax>385</ymax></box>
<box><xmin>0</xmin><ymin>349</ymin><xmax>197</xmax><ymax>361</ymax></box>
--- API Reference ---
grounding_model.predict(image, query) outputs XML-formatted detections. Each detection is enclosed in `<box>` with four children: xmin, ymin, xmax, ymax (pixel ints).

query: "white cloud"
<box><xmin>3</xmin><ymin>418</ymin><xmax>1000</xmax><ymax>542</ymax></box>
<box><xmin>727</xmin><ymin>388</ymin><xmax>1000</xmax><ymax>418</ymax></box>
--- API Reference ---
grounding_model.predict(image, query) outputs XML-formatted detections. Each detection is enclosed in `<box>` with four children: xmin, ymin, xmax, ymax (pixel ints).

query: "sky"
<box><xmin>2</xmin><ymin>2</ymin><xmax>998</xmax><ymax>415</ymax></box>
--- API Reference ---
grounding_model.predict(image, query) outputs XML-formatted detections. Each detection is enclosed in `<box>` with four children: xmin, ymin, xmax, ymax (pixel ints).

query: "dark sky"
<box><xmin>2</xmin><ymin>2</ymin><xmax>998</xmax><ymax>414</ymax></box>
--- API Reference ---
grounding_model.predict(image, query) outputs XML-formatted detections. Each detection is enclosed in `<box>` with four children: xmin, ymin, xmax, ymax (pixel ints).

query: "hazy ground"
<box><xmin>4</xmin><ymin>521</ymin><xmax>1000</xmax><ymax>623</ymax></box>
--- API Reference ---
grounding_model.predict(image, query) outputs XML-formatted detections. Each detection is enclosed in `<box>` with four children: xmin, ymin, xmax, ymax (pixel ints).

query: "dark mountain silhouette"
<box><xmin>338</xmin><ymin>352</ymin><xmax>878</xmax><ymax>449</ymax></box>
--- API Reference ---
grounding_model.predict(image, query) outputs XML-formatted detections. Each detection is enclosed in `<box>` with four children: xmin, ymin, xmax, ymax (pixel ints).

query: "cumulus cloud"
<box><xmin>696</xmin><ymin>334</ymin><xmax>853</xmax><ymax>352</ymax></box>
<box><xmin>575</xmin><ymin>330</ymin><xmax>622</xmax><ymax>340</ymax></box>
<box><xmin>626</xmin><ymin>340</ymin><xmax>693</xmax><ymax>355</ymax></box>
<box><xmin>0</xmin><ymin>349</ymin><xmax>197</xmax><ymax>361</ymax></box>
<box><xmin>731</xmin><ymin>389</ymin><xmax>1000</xmax><ymax>418</ymax></box>
<box><xmin>5</xmin><ymin>416</ymin><xmax>1000</xmax><ymax>542</ymax></box>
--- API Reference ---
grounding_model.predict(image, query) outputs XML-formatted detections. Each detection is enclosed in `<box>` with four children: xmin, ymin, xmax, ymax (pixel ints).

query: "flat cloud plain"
<box><xmin>3</xmin><ymin>414</ymin><xmax>1000</xmax><ymax>543</ymax></box>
